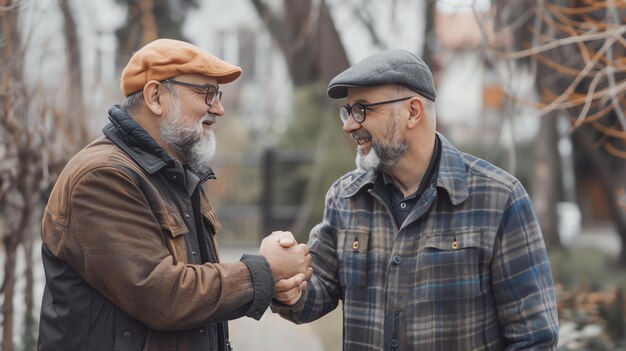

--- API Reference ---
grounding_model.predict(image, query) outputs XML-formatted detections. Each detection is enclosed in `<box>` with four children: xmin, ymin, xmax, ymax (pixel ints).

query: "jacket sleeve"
<box><xmin>491</xmin><ymin>181</ymin><xmax>559</xmax><ymax>349</ymax></box>
<box><xmin>271</xmin><ymin>181</ymin><xmax>343</xmax><ymax>323</ymax></box>
<box><xmin>42</xmin><ymin>165</ymin><xmax>274</xmax><ymax>330</ymax></box>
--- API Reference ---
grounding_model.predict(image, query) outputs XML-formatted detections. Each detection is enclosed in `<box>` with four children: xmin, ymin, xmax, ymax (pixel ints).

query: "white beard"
<box><xmin>356</xmin><ymin>148</ymin><xmax>381</xmax><ymax>172</ymax></box>
<box><xmin>158</xmin><ymin>98</ymin><xmax>217</xmax><ymax>167</ymax></box>
<box><xmin>189</xmin><ymin>129</ymin><xmax>216</xmax><ymax>167</ymax></box>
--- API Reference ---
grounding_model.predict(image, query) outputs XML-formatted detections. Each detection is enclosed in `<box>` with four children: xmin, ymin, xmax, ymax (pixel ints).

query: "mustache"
<box><xmin>351</xmin><ymin>130</ymin><xmax>371</xmax><ymax>141</ymax></box>
<box><xmin>201</xmin><ymin>114</ymin><xmax>217</xmax><ymax>124</ymax></box>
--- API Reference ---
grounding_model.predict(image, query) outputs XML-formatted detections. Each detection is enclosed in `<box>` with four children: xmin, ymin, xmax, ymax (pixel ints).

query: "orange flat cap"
<box><xmin>120</xmin><ymin>38</ymin><xmax>242</xmax><ymax>96</ymax></box>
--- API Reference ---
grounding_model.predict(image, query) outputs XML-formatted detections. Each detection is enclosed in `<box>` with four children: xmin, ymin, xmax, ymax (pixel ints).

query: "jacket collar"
<box><xmin>340</xmin><ymin>133</ymin><xmax>469</xmax><ymax>205</ymax></box>
<box><xmin>104</xmin><ymin>105</ymin><xmax>216</xmax><ymax>184</ymax></box>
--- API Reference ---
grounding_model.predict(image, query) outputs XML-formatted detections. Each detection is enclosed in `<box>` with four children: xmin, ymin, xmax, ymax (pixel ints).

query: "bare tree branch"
<box><xmin>492</xmin><ymin>26</ymin><xmax>625</xmax><ymax>60</ymax></box>
<box><xmin>354</xmin><ymin>1</ymin><xmax>385</xmax><ymax>49</ymax></box>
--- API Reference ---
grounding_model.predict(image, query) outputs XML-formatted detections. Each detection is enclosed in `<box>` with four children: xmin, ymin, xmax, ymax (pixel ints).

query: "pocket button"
<box><xmin>392</xmin><ymin>255</ymin><xmax>402</xmax><ymax>265</ymax></box>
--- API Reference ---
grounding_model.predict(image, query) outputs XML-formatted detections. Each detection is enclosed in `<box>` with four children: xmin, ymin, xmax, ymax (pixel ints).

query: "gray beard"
<box><xmin>355</xmin><ymin>113</ymin><xmax>407</xmax><ymax>172</ymax></box>
<box><xmin>158</xmin><ymin>98</ymin><xmax>216</xmax><ymax>168</ymax></box>
<box><xmin>356</xmin><ymin>147</ymin><xmax>381</xmax><ymax>172</ymax></box>
<box><xmin>356</xmin><ymin>141</ymin><xmax>407</xmax><ymax>172</ymax></box>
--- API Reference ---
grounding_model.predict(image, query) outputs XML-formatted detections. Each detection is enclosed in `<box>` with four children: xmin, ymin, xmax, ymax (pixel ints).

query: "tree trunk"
<box><xmin>1</xmin><ymin>196</ymin><xmax>36</xmax><ymax>351</ymax></box>
<box><xmin>138</xmin><ymin>0</ymin><xmax>157</xmax><ymax>44</ymax></box>
<box><xmin>1</xmin><ymin>237</ymin><xmax>18</xmax><ymax>351</ymax></box>
<box><xmin>0</xmin><ymin>0</ymin><xmax>43</xmax><ymax>348</ymax></box>
<box><xmin>250</xmin><ymin>0</ymin><xmax>350</xmax><ymax>87</ymax></box>
<box><xmin>115</xmin><ymin>0</ymin><xmax>194</xmax><ymax>73</ymax></box>
<box><xmin>614</xmin><ymin>184</ymin><xmax>626</xmax><ymax>267</ymax></box>
<box><xmin>0</xmin><ymin>0</ymin><xmax>26</xmax><ymax>348</ymax></box>
<box><xmin>58</xmin><ymin>0</ymin><xmax>88</xmax><ymax>146</ymax></box>
<box><xmin>573</xmin><ymin>127</ymin><xmax>626</xmax><ymax>266</ymax></box>
<box><xmin>421</xmin><ymin>0</ymin><xmax>436</xmax><ymax>68</ymax></box>
<box><xmin>532</xmin><ymin>113</ymin><xmax>561</xmax><ymax>249</ymax></box>
<box><xmin>22</xmin><ymin>218</ymin><xmax>36</xmax><ymax>351</ymax></box>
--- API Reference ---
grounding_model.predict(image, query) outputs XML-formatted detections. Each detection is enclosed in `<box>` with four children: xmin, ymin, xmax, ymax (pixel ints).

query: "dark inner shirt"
<box><xmin>381</xmin><ymin>135</ymin><xmax>441</xmax><ymax>228</ymax></box>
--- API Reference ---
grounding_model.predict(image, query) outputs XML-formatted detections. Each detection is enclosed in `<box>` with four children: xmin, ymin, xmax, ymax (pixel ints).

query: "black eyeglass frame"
<box><xmin>161</xmin><ymin>79</ymin><xmax>223</xmax><ymax>106</ymax></box>
<box><xmin>340</xmin><ymin>96</ymin><xmax>414</xmax><ymax>124</ymax></box>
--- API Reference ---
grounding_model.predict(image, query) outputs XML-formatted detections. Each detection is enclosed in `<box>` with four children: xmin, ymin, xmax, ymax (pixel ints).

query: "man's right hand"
<box><xmin>259</xmin><ymin>231</ymin><xmax>312</xmax><ymax>281</ymax></box>
<box><xmin>273</xmin><ymin>266</ymin><xmax>313</xmax><ymax>305</ymax></box>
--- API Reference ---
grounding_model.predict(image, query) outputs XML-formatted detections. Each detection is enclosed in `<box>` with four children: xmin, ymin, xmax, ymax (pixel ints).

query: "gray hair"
<box><xmin>121</xmin><ymin>81</ymin><xmax>177</xmax><ymax>113</ymax></box>
<box><xmin>393</xmin><ymin>84</ymin><xmax>436</xmax><ymax>129</ymax></box>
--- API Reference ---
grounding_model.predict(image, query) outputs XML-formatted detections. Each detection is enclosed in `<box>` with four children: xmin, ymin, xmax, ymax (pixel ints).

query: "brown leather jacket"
<box><xmin>38</xmin><ymin>105</ymin><xmax>274</xmax><ymax>351</ymax></box>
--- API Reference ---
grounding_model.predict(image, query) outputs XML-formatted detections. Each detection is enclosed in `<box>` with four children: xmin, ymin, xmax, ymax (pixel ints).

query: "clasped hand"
<box><xmin>259</xmin><ymin>231</ymin><xmax>313</xmax><ymax>305</ymax></box>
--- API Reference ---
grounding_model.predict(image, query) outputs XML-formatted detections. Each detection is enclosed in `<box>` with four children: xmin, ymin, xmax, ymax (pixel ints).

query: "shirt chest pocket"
<box><xmin>157</xmin><ymin>208</ymin><xmax>189</xmax><ymax>264</ymax></box>
<box><xmin>415</xmin><ymin>230</ymin><xmax>485</xmax><ymax>301</ymax></box>
<box><xmin>337</xmin><ymin>230</ymin><xmax>370</xmax><ymax>287</ymax></box>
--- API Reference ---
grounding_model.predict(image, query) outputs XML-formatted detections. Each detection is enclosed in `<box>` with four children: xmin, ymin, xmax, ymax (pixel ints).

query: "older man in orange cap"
<box><xmin>38</xmin><ymin>39</ymin><xmax>312</xmax><ymax>351</ymax></box>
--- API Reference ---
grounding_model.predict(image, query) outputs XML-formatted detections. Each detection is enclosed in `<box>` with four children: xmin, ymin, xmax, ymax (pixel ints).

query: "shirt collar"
<box><xmin>340</xmin><ymin>170</ymin><xmax>377</xmax><ymax>199</ymax></box>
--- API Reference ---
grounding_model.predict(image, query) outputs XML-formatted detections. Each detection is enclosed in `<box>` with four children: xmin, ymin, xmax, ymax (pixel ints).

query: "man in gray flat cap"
<box><xmin>270</xmin><ymin>49</ymin><xmax>559</xmax><ymax>350</ymax></box>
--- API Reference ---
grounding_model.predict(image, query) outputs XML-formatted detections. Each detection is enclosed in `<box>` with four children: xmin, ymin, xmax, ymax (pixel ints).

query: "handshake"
<box><xmin>259</xmin><ymin>231</ymin><xmax>313</xmax><ymax>306</ymax></box>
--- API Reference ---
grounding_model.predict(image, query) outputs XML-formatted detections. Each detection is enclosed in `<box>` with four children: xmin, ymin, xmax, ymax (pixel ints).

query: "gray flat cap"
<box><xmin>327</xmin><ymin>49</ymin><xmax>436</xmax><ymax>101</ymax></box>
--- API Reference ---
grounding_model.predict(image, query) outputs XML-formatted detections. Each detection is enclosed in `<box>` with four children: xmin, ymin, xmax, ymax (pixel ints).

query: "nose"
<box><xmin>208</xmin><ymin>99</ymin><xmax>225</xmax><ymax>116</ymax></box>
<box><xmin>342</xmin><ymin>115</ymin><xmax>361</xmax><ymax>134</ymax></box>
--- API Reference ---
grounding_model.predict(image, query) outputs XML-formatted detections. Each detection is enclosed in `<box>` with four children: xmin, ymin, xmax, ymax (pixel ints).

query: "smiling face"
<box><xmin>158</xmin><ymin>74</ymin><xmax>224</xmax><ymax>168</ymax></box>
<box><xmin>343</xmin><ymin>85</ymin><xmax>410</xmax><ymax>172</ymax></box>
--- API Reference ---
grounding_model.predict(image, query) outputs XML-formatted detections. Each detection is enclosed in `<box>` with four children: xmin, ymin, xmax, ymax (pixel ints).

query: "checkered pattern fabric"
<box><xmin>272</xmin><ymin>134</ymin><xmax>558</xmax><ymax>350</ymax></box>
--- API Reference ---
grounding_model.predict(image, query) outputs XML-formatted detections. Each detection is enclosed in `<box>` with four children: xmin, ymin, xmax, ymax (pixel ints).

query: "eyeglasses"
<box><xmin>340</xmin><ymin>96</ymin><xmax>414</xmax><ymax>124</ymax></box>
<box><xmin>162</xmin><ymin>79</ymin><xmax>223</xmax><ymax>106</ymax></box>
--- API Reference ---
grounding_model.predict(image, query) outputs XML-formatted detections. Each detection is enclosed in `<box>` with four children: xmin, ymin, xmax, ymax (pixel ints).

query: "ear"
<box><xmin>142</xmin><ymin>80</ymin><xmax>165</xmax><ymax>116</ymax></box>
<box><xmin>406</xmin><ymin>97</ymin><xmax>425</xmax><ymax>130</ymax></box>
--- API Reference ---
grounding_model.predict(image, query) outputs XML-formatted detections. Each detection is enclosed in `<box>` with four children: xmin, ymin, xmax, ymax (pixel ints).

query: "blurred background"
<box><xmin>0</xmin><ymin>0</ymin><xmax>625</xmax><ymax>350</ymax></box>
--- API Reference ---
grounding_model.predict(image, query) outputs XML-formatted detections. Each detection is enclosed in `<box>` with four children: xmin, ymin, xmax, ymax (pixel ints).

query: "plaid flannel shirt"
<box><xmin>273</xmin><ymin>134</ymin><xmax>559</xmax><ymax>350</ymax></box>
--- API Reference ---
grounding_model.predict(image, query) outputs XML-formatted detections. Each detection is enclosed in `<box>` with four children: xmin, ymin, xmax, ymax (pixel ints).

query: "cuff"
<box><xmin>270</xmin><ymin>285</ymin><xmax>307</xmax><ymax>314</ymax></box>
<box><xmin>240</xmin><ymin>254</ymin><xmax>274</xmax><ymax>320</ymax></box>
